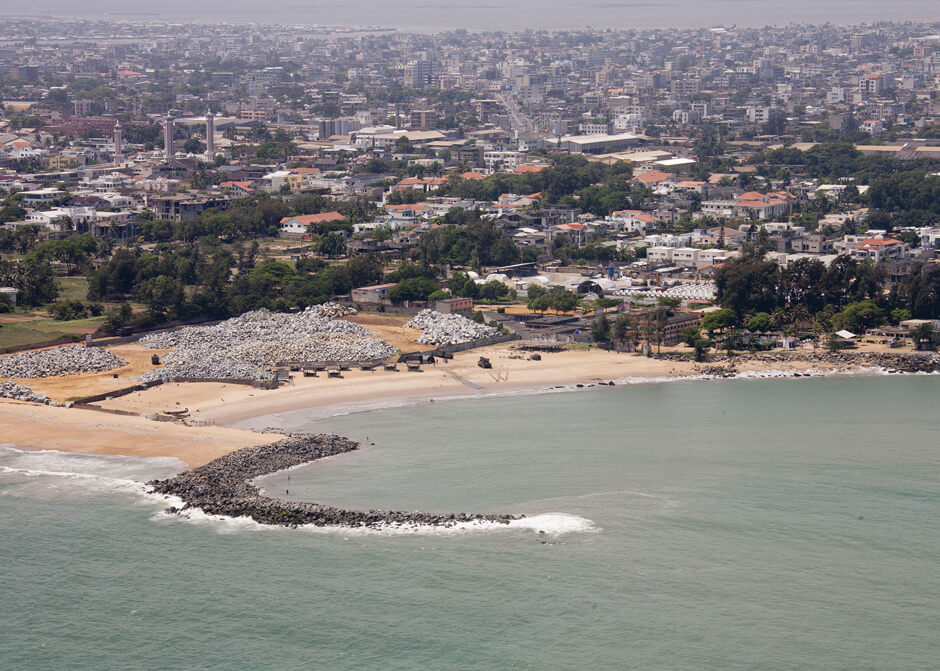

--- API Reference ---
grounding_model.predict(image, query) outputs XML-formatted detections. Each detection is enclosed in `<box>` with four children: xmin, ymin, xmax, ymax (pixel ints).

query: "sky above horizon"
<box><xmin>3</xmin><ymin>0</ymin><xmax>938</xmax><ymax>32</ymax></box>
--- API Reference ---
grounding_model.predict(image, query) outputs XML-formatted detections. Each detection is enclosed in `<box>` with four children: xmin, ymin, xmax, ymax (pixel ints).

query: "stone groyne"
<box><xmin>148</xmin><ymin>434</ymin><xmax>519</xmax><ymax>529</ymax></box>
<box><xmin>654</xmin><ymin>350</ymin><xmax>940</xmax><ymax>374</ymax></box>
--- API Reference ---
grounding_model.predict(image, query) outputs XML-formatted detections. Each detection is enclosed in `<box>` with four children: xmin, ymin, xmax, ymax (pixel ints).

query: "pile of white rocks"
<box><xmin>405</xmin><ymin>310</ymin><xmax>499</xmax><ymax>346</ymax></box>
<box><xmin>0</xmin><ymin>345</ymin><xmax>126</xmax><ymax>379</ymax></box>
<box><xmin>613</xmin><ymin>282</ymin><xmax>717</xmax><ymax>303</ymax></box>
<box><xmin>138</xmin><ymin>303</ymin><xmax>395</xmax><ymax>383</ymax></box>
<box><xmin>140</xmin><ymin>302</ymin><xmax>360</xmax><ymax>350</ymax></box>
<box><xmin>0</xmin><ymin>380</ymin><xmax>50</xmax><ymax>404</ymax></box>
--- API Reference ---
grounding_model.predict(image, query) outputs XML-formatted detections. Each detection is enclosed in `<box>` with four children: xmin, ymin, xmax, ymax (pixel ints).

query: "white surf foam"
<box><xmin>153</xmin><ymin>506</ymin><xmax>597</xmax><ymax>537</ymax></box>
<box><xmin>0</xmin><ymin>446</ymin><xmax>186</xmax><ymax>501</ymax></box>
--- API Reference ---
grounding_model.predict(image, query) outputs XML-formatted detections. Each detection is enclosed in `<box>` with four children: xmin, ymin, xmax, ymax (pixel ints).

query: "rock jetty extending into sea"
<box><xmin>148</xmin><ymin>434</ymin><xmax>519</xmax><ymax>529</ymax></box>
<box><xmin>656</xmin><ymin>349</ymin><xmax>940</xmax><ymax>374</ymax></box>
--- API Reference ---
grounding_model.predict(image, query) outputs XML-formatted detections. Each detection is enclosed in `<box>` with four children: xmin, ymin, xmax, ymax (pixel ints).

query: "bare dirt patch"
<box><xmin>15</xmin><ymin>343</ymin><xmax>170</xmax><ymax>401</ymax></box>
<box><xmin>342</xmin><ymin>312</ymin><xmax>435</xmax><ymax>353</ymax></box>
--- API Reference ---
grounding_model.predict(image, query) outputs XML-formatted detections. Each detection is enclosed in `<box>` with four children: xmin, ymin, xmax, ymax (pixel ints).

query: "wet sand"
<box><xmin>0</xmin><ymin>401</ymin><xmax>283</xmax><ymax>467</ymax></box>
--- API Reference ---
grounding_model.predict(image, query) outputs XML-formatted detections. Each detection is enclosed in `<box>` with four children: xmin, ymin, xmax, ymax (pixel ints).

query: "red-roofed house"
<box><xmin>220</xmin><ymin>181</ymin><xmax>255</xmax><ymax>196</ymax></box>
<box><xmin>610</xmin><ymin>209</ymin><xmax>661</xmax><ymax>233</ymax></box>
<box><xmin>634</xmin><ymin>170</ymin><xmax>675</xmax><ymax>187</ymax></box>
<box><xmin>850</xmin><ymin>237</ymin><xmax>909</xmax><ymax>263</ymax></box>
<box><xmin>384</xmin><ymin>202</ymin><xmax>435</xmax><ymax>220</ymax></box>
<box><xmin>394</xmin><ymin>176</ymin><xmax>448</xmax><ymax>193</ymax></box>
<box><xmin>460</xmin><ymin>171</ymin><xmax>486</xmax><ymax>181</ymax></box>
<box><xmin>514</xmin><ymin>164</ymin><xmax>549</xmax><ymax>174</ymax></box>
<box><xmin>732</xmin><ymin>191</ymin><xmax>792</xmax><ymax>219</ymax></box>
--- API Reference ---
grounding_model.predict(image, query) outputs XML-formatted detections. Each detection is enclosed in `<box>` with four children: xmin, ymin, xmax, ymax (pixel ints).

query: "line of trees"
<box><xmin>84</xmin><ymin>244</ymin><xmax>385</xmax><ymax>327</ymax></box>
<box><xmin>714</xmin><ymin>249</ymin><xmax>940</xmax><ymax>331</ymax></box>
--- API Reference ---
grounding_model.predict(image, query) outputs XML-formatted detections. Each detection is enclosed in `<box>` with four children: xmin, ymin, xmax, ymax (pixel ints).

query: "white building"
<box><xmin>261</xmin><ymin>170</ymin><xmax>294</xmax><ymax>193</ymax></box>
<box><xmin>483</xmin><ymin>150</ymin><xmax>522</xmax><ymax>172</ymax></box>
<box><xmin>20</xmin><ymin>188</ymin><xmax>65</xmax><ymax>205</ymax></box>
<box><xmin>672</xmin><ymin>247</ymin><xmax>700</xmax><ymax>267</ymax></box>
<box><xmin>647</xmin><ymin>246</ymin><xmax>674</xmax><ymax>264</ymax></box>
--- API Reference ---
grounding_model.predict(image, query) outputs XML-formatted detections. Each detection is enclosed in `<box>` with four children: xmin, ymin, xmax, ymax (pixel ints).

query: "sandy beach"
<box><xmin>0</xmin><ymin>401</ymin><xmax>283</xmax><ymax>467</ymax></box>
<box><xmin>2</xmin><ymin>321</ymin><xmax>924</xmax><ymax>468</ymax></box>
<box><xmin>90</xmin><ymin>344</ymin><xmax>699</xmax><ymax>427</ymax></box>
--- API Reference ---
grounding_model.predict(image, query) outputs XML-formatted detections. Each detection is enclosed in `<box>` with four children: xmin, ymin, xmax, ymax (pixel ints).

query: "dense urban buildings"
<box><xmin>0</xmin><ymin>17</ymin><xmax>938</xmax><ymax>345</ymax></box>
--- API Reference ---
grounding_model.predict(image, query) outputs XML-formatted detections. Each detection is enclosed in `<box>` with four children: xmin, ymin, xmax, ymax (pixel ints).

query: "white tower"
<box><xmin>205</xmin><ymin>109</ymin><xmax>216</xmax><ymax>159</ymax></box>
<box><xmin>164</xmin><ymin>114</ymin><xmax>175</xmax><ymax>165</ymax></box>
<box><xmin>113</xmin><ymin>119</ymin><xmax>122</xmax><ymax>158</ymax></box>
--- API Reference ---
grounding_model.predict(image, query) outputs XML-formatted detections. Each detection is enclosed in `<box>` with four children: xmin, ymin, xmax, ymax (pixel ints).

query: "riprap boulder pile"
<box><xmin>0</xmin><ymin>345</ymin><xmax>126</xmax><ymax>379</ymax></box>
<box><xmin>405</xmin><ymin>309</ymin><xmax>499</xmax><ymax>346</ymax></box>
<box><xmin>139</xmin><ymin>303</ymin><xmax>395</xmax><ymax>383</ymax></box>
<box><xmin>149</xmin><ymin>434</ymin><xmax>519</xmax><ymax>529</ymax></box>
<box><xmin>0</xmin><ymin>380</ymin><xmax>51</xmax><ymax>404</ymax></box>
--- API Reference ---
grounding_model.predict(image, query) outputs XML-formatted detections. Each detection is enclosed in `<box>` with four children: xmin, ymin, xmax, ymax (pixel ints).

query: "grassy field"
<box><xmin>56</xmin><ymin>276</ymin><xmax>90</xmax><ymax>302</ymax></box>
<box><xmin>0</xmin><ymin>315</ymin><xmax>105</xmax><ymax>350</ymax></box>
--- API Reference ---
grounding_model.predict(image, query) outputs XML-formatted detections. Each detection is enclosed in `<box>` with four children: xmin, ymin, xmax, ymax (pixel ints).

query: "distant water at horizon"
<box><xmin>4</xmin><ymin>0</ymin><xmax>937</xmax><ymax>31</ymax></box>
<box><xmin>2</xmin><ymin>375</ymin><xmax>939</xmax><ymax>669</ymax></box>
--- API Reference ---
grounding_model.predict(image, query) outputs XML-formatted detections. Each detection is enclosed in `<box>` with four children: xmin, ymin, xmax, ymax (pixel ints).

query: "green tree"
<box><xmin>527</xmin><ymin>284</ymin><xmax>547</xmax><ymax>301</ymax></box>
<box><xmin>832</xmin><ymin>300</ymin><xmax>884</xmax><ymax>333</ymax></box>
<box><xmin>591</xmin><ymin>312</ymin><xmax>611</xmax><ymax>343</ymax></box>
<box><xmin>316</xmin><ymin>232</ymin><xmax>347</xmax><ymax>258</ymax></box>
<box><xmin>549</xmin><ymin>289</ymin><xmax>579</xmax><ymax>314</ymax></box>
<box><xmin>890</xmin><ymin>308</ymin><xmax>912</xmax><ymax>325</ymax></box>
<box><xmin>0</xmin><ymin>257</ymin><xmax>58</xmax><ymax>306</ymax></box>
<box><xmin>387</xmin><ymin>277</ymin><xmax>439</xmax><ymax>303</ymax></box>
<box><xmin>693</xmin><ymin>338</ymin><xmax>712</xmax><ymax>361</ymax></box>
<box><xmin>135</xmin><ymin>275</ymin><xmax>184</xmax><ymax>317</ymax></box>
<box><xmin>102</xmin><ymin>303</ymin><xmax>133</xmax><ymax>333</ymax></box>
<box><xmin>910</xmin><ymin>323</ymin><xmax>936</xmax><ymax>351</ymax></box>
<box><xmin>747</xmin><ymin>312</ymin><xmax>772</xmax><ymax>332</ymax></box>
<box><xmin>679</xmin><ymin>325</ymin><xmax>701</xmax><ymax>346</ymax></box>
<box><xmin>613</xmin><ymin>313</ymin><xmax>635</xmax><ymax>349</ymax></box>
<box><xmin>701</xmin><ymin>308</ymin><xmax>737</xmax><ymax>336</ymax></box>
<box><xmin>479</xmin><ymin>280</ymin><xmax>509</xmax><ymax>300</ymax></box>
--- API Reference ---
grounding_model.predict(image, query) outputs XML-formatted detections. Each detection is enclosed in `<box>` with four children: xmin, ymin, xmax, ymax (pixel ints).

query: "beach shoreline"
<box><xmin>2</xmin><ymin>342</ymin><xmax>937</xmax><ymax>466</ymax></box>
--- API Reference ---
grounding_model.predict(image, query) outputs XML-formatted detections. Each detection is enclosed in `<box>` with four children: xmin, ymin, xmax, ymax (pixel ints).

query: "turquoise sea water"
<box><xmin>2</xmin><ymin>375</ymin><xmax>939</xmax><ymax>670</ymax></box>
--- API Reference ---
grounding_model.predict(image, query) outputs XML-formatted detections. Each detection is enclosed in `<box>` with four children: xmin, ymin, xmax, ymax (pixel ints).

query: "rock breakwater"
<box><xmin>0</xmin><ymin>345</ymin><xmax>126</xmax><ymax>379</ymax></box>
<box><xmin>149</xmin><ymin>434</ymin><xmax>518</xmax><ymax>529</ymax></box>
<box><xmin>654</xmin><ymin>350</ymin><xmax>940</xmax><ymax>374</ymax></box>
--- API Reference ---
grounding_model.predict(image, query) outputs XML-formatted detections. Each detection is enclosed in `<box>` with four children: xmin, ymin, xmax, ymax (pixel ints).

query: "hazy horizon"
<box><xmin>2</xmin><ymin>0</ymin><xmax>938</xmax><ymax>32</ymax></box>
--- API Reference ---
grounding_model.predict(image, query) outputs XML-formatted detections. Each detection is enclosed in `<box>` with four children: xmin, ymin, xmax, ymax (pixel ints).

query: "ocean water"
<box><xmin>4</xmin><ymin>0</ymin><xmax>936</xmax><ymax>31</ymax></box>
<box><xmin>2</xmin><ymin>375</ymin><xmax>939</xmax><ymax>670</ymax></box>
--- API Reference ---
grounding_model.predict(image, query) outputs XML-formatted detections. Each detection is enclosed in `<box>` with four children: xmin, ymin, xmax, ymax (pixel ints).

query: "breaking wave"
<box><xmin>153</xmin><ymin>507</ymin><xmax>596</xmax><ymax>537</ymax></box>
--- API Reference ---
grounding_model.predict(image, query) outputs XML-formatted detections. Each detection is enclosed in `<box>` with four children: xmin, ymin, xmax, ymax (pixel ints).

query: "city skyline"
<box><xmin>3</xmin><ymin>0</ymin><xmax>938</xmax><ymax>32</ymax></box>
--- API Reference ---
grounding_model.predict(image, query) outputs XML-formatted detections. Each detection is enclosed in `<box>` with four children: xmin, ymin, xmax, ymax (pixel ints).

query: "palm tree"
<box><xmin>613</xmin><ymin>312</ymin><xmax>634</xmax><ymax>352</ymax></box>
<box><xmin>771</xmin><ymin>307</ymin><xmax>788</xmax><ymax>331</ymax></box>
<box><xmin>641</xmin><ymin>307</ymin><xmax>668</xmax><ymax>355</ymax></box>
<box><xmin>790</xmin><ymin>305</ymin><xmax>810</xmax><ymax>330</ymax></box>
